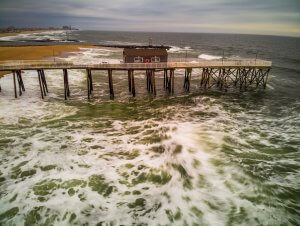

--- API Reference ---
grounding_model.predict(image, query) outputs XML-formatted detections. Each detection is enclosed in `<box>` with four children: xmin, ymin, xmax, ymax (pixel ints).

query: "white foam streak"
<box><xmin>168</xmin><ymin>46</ymin><xmax>193</xmax><ymax>53</ymax></box>
<box><xmin>198</xmin><ymin>54</ymin><xmax>222</xmax><ymax>60</ymax></box>
<box><xmin>0</xmin><ymin>30</ymin><xmax>72</xmax><ymax>42</ymax></box>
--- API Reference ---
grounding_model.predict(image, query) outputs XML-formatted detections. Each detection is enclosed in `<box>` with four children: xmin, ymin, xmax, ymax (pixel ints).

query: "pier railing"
<box><xmin>0</xmin><ymin>59</ymin><xmax>272</xmax><ymax>71</ymax></box>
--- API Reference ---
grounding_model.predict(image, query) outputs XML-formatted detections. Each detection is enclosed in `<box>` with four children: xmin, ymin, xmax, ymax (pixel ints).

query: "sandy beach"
<box><xmin>0</xmin><ymin>45</ymin><xmax>95</xmax><ymax>77</ymax></box>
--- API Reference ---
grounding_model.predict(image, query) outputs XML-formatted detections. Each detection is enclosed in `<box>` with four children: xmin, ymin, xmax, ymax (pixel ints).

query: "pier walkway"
<box><xmin>0</xmin><ymin>59</ymin><xmax>272</xmax><ymax>99</ymax></box>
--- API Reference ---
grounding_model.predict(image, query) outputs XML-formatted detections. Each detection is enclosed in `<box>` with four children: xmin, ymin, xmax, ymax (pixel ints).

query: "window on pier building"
<box><xmin>151</xmin><ymin>56</ymin><xmax>160</xmax><ymax>62</ymax></box>
<box><xmin>134</xmin><ymin>56</ymin><xmax>144</xmax><ymax>63</ymax></box>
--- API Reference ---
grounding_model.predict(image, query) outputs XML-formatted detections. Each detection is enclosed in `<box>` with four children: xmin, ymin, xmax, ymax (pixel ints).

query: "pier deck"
<box><xmin>0</xmin><ymin>59</ymin><xmax>272</xmax><ymax>100</ymax></box>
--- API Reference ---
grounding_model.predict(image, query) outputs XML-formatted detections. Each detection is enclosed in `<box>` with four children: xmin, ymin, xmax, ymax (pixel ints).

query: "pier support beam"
<box><xmin>108</xmin><ymin>69</ymin><xmax>114</xmax><ymax>99</ymax></box>
<box><xmin>12</xmin><ymin>70</ymin><xmax>26</xmax><ymax>98</ymax></box>
<box><xmin>63</xmin><ymin>69</ymin><xmax>70</xmax><ymax>100</ymax></box>
<box><xmin>37</xmin><ymin>69</ymin><xmax>48</xmax><ymax>99</ymax></box>
<box><xmin>183</xmin><ymin>68</ymin><xmax>192</xmax><ymax>92</ymax></box>
<box><xmin>263</xmin><ymin>68</ymin><xmax>270</xmax><ymax>89</ymax></box>
<box><xmin>145</xmin><ymin>70</ymin><xmax>156</xmax><ymax>96</ymax></box>
<box><xmin>16</xmin><ymin>70</ymin><xmax>25</xmax><ymax>96</ymax></box>
<box><xmin>171</xmin><ymin>69</ymin><xmax>175</xmax><ymax>94</ymax></box>
<box><xmin>128</xmin><ymin>69</ymin><xmax>135</xmax><ymax>97</ymax></box>
<box><xmin>146</xmin><ymin>70</ymin><xmax>152</xmax><ymax>93</ymax></box>
<box><xmin>163</xmin><ymin>69</ymin><xmax>168</xmax><ymax>89</ymax></box>
<box><xmin>131</xmin><ymin>70</ymin><xmax>136</xmax><ymax>97</ymax></box>
<box><xmin>152</xmin><ymin>70</ymin><xmax>156</xmax><ymax>96</ymax></box>
<box><xmin>165</xmin><ymin>69</ymin><xmax>174</xmax><ymax>94</ymax></box>
<box><xmin>41</xmin><ymin>69</ymin><xmax>48</xmax><ymax>94</ymax></box>
<box><xmin>199</xmin><ymin>67</ymin><xmax>270</xmax><ymax>91</ymax></box>
<box><xmin>128</xmin><ymin>70</ymin><xmax>132</xmax><ymax>93</ymax></box>
<box><xmin>13</xmin><ymin>71</ymin><xmax>17</xmax><ymax>98</ymax></box>
<box><xmin>37</xmin><ymin>70</ymin><xmax>44</xmax><ymax>99</ymax></box>
<box><xmin>200</xmin><ymin>68</ymin><xmax>210</xmax><ymax>89</ymax></box>
<box><xmin>86</xmin><ymin>69</ymin><xmax>93</xmax><ymax>100</ymax></box>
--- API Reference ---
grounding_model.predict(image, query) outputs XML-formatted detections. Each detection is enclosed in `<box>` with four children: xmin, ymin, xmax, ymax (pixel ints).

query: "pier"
<box><xmin>0</xmin><ymin>59</ymin><xmax>272</xmax><ymax>99</ymax></box>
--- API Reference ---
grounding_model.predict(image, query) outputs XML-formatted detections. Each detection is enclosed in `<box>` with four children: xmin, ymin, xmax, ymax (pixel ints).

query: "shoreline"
<box><xmin>0</xmin><ymin>30</ymin><xmax>71</xmax><ymax>38</ymax></box>
<box><xmin>0</xmin><ymin>45</ymin><xmax>95</xmax><ymax>77</ymax></box>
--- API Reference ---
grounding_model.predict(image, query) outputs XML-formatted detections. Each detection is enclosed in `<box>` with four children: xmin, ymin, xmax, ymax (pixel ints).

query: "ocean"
<box><xmin>0</xmin><ymin>30</ymin><xmax>299</xmax><ymax>225</ymax></box>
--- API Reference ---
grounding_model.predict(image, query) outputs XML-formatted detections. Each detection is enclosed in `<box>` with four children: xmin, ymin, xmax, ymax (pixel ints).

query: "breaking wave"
<box><xmin>198</xmin><ymin>54</ymin><xmax>222</xmax><ymax>60</ymax></box>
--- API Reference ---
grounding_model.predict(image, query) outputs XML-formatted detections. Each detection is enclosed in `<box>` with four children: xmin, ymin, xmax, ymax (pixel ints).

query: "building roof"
<box><xmin>97</xmin><ymin>44</ymin><xmax>171</xmax><ymax>49</ymax></box>
<box><xmin>123</xmin><ymin>48</ymin><xmax>168</xmax><ymax>57</ymax></box>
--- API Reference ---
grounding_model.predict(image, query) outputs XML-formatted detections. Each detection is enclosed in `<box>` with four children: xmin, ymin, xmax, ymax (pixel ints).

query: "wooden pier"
<box><xmin>0</xmin><ymin>59</ymin><xmax>272</xmax><ymax>99</ymax></box>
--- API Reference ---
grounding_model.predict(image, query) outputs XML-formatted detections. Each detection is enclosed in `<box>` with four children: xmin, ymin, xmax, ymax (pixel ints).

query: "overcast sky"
<box><xmin>0</xmin><ymin>0</ymin><xmax>299</xmax><ymax>37</ymax></box>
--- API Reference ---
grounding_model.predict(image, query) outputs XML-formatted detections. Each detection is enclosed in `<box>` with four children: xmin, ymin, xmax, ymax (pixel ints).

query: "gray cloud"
<box><xmin>0</xmin><ymin>0</ymin><xmax>299</xmax><ymax>36</ymax></box>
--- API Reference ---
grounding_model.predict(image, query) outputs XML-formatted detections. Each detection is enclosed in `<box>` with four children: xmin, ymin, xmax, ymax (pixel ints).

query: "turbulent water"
<box><xmin>0</xmin><ymin>31</ymin><xmax>300</xmax><ymax>226</ymax></box>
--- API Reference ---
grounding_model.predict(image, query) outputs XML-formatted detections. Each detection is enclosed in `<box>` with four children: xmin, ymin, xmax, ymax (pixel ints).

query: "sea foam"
<box><xmin>198</xmin><ymin>54</ymin><xmax>222</xmax><ymax>60</ymax></box>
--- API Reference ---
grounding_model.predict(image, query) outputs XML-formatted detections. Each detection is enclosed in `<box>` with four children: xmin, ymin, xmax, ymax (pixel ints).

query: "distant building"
<box><xmin>123</xmin><ymin>47</ymin><xmax>168</xmax><ymax>63</ymax></box>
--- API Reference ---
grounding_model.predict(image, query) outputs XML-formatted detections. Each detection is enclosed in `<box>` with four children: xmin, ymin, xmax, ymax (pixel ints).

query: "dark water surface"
<box><xmin>0</xmin><ymin>31</ymin><xmax>299</xmax><ymax>225</ymax></box>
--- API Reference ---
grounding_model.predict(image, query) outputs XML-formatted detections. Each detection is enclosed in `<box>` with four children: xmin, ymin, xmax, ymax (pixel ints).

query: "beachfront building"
<box><xmin>123</xmin><ymin>47</ymin><xmax>168</xmax><ymax>63</ymax></box>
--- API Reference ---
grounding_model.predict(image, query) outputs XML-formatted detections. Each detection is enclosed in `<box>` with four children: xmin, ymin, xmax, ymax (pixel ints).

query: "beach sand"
<box><xmin>0</xmin><ymin>45</ymin><xmax>95</xmax><ymax>77</ymax></box>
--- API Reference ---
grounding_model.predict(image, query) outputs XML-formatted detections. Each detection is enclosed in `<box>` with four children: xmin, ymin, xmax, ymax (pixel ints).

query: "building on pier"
<box><xmin>123</xmin><ymin>47</ymin><xmax>168</xmax><ymax>63</ymax></box>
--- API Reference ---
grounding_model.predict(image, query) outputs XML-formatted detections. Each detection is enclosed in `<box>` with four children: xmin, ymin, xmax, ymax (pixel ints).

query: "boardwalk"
<box><xmin>0</xmin><ymin>59</ymin><xmax>272</xmax><ymax>99</ymax></box>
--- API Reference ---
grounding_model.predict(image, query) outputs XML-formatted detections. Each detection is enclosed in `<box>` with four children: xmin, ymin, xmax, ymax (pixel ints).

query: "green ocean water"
<box><xmin>0</xmin><ymin>32</ymin><xmax>300</xmax><ymax>225</ymax></box>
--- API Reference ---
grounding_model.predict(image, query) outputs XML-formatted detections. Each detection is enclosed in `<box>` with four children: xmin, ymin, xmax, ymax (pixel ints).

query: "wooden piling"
<box><xmin>63</xmin><ymin>69</ymin><xmax>70</xmax><ymax>100</ymax></box>
<box><xmin>41</xmin><ymin>70</ymin><xmax>48</xmax><ymax>93</ymax></box>
<box><xmin>263</xmin><ymin>68</ymin><xmax>270</xmax><ymax>89</ymax></box>
<box><xmin>219</xmin><ymin>68</ymin><xmax>224</xmax><ymax>90</ymax></box>
<box><xmin>205</xmin><ymin>69</ymin><xmax>210</xmax><ymax>89</ymax></box>
<box><xmin>108</xmin><ymin>69</ymin><xmax>114</xmax><ymax>99</ymax></box>
<box><xmin>63</xmin><ymin>69</ymin><xmax>67</xmax><ymax>100</ymax></box>
<box><xmin>15</xmin><ymin>71</ymin><xmax>21</xmax><ymax>96</ymax></box>
<box><xmin>256</xmin><ymin>69</ymin><xmax>264</xmax><ymax>88</ymax></box>
<box><xmin>128</xmin><ymin>69</ymin><xmax>135</xmax><ymax>97</ymax></box>
<box><xmin>146</xmin><ymin>70</ymin><xmax>149</xmax><ymax>91</ymax></box>
<box><xmin>183</xmin><ymin>68</ymin><xmax>192</xmax><ymax>92</ymax></box>
<box><xmin>15</xmin><ymin>70</ymin><xmax>25</xmax><ymax>97</ymax></box>
<box><xmin>255</xmin><ymin>69</ymin><xmax>261</xmax><ymax>87</ymax></box>
<box><xmin>163</xmin><ymin>69</ymin><xmax>167</xmax><ymax>89</ymax></box>
<box><xmin>170</xmin><ymin>69</ymin><xmax>175</xmax><ymax>94</ymax></box>
<box><xmin>131</xmin><ymin>70</ymin><xmax>136</xmax><ymax>97</ymax></box>
<box><xmin>37</xmin><ymin>70</ymin><xmax>44</xmax><ymax>99</ymax></box>
<box><xmin>87</xmin><ymin>69</ymin><xmax>91</xmax><ymax>100</ymax></box>
<box><xmin>128</xmin><ymin>70</ymin><xmax>132</xmax><ymax>92</ymax></box>
<box><xmin>16</xmin><ymin>72</ymin><xmax>22</xmax><ymax>96</ymax></box>
<box><xmin>18</xmin><ymin>71</ymin><xmax>25</xmax><ymax>91</ymax></box>
<box><xmin>38</xmin><ymin>70</ymin><xmax>47</xmax><ymax>96</ymax></box>
<box><xmin>146</xmin><ymin>70</ymin><xmax>153</xmax><ymax>93</ymax></box>
<box><xmin>13</xmin><ymin>71</ymin><xmax>17</xmax><ymax>98</ymax></box>
<box><xmin>66</xmin><ymin>70</ymin><xmax>70</xmax><ymax>97</ymax></box>
<box><xmin>234</xmin><ymin>69</ymin><xmax>240</xmax><ymax>87</ymax></box>
<box><xmin>200</xmin><ymin>69</ymin><xmax>204</xmax><ymax>87</ymax></box>
<box><xmin>86</xmin><ymin>69</ymin><xmax>93</xmax><ymax>100</ymax></box>
<box><xmin>166</xmin><ymin>69</ymin><xmax>172</xmax><ymax>93</ymax></box>
<box><xmin>152</xmin><ymin>70</ymin><xmax>156</xmax><ymax>96</ymax></box>
<box><xmin>38</xmin><ymin>70</ymin><xmax>47</xmax><ymax>97</ymax></box>
<box><xmin>166</xmin><ymin>70</ymin><xmax>170</xmax><ymax>91</ymax></box>
<box><xmin>89</xmin><ymin>70</ymin><xmax>93</xmax><ymax>93</ymax></box>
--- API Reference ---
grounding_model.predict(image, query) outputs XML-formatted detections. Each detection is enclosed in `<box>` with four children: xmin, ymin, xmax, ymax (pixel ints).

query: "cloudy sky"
<box><xmin>0</xmin><ymin>0</ymin><xmax>299</xmax><ymax>37</ymax></box>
